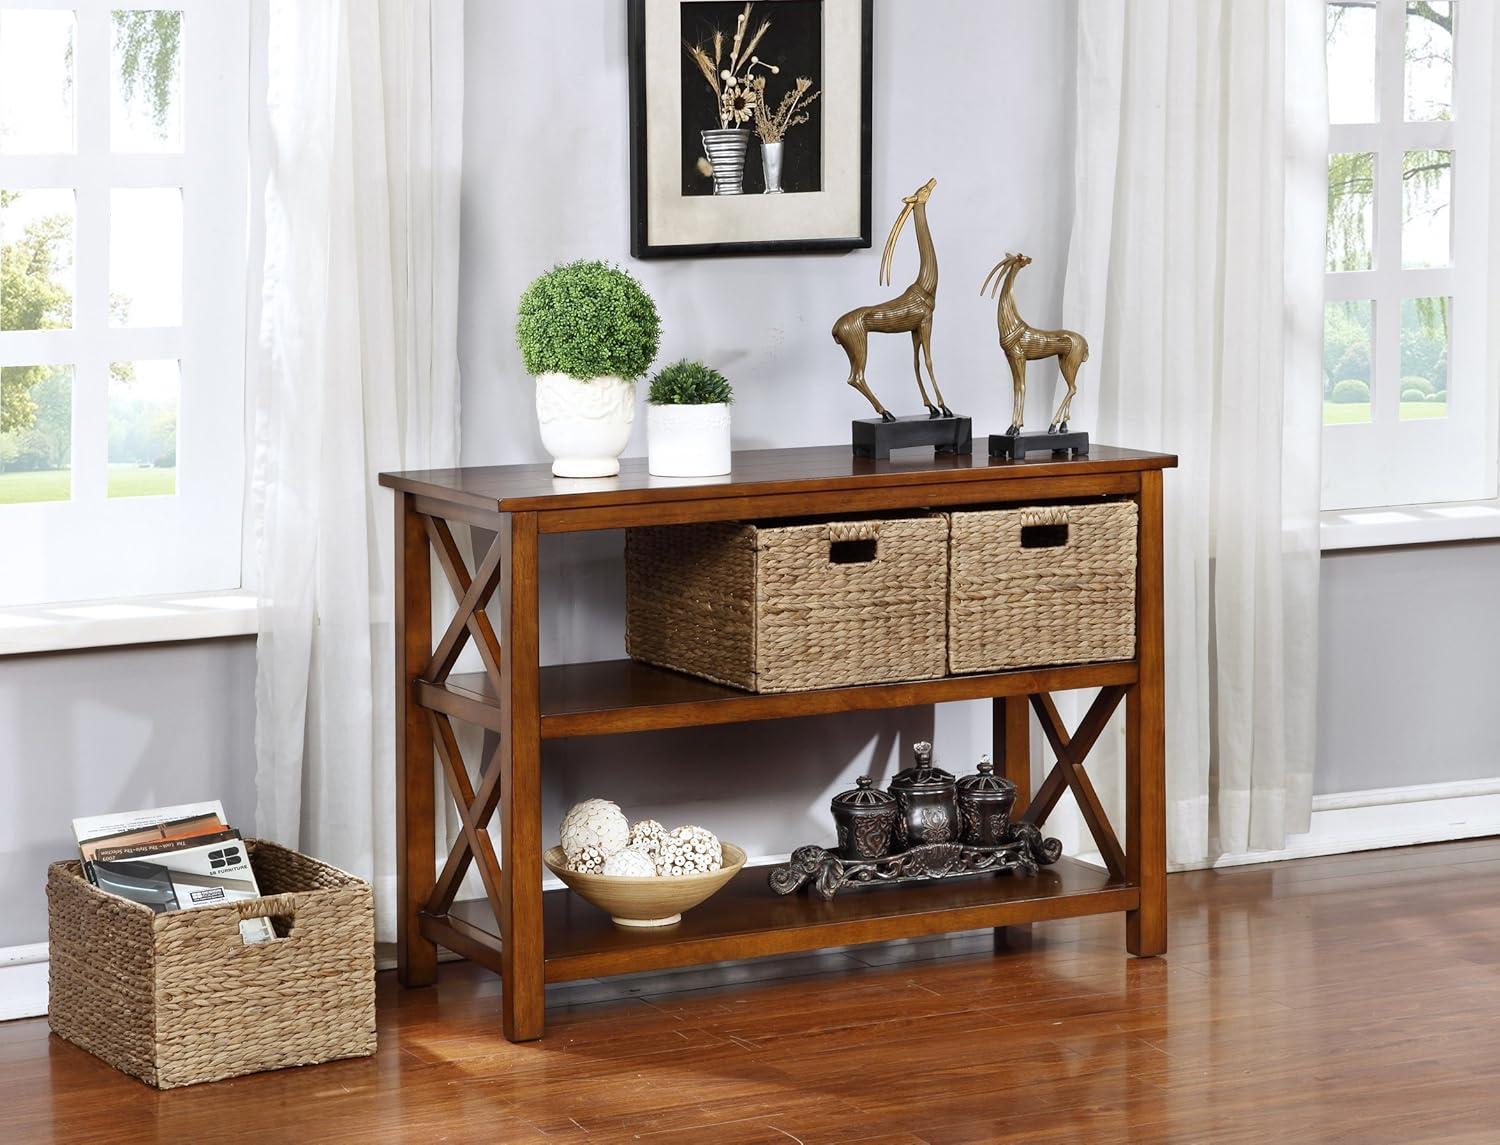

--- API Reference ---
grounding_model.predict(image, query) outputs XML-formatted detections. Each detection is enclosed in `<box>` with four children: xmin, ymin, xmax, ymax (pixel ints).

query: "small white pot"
<box><xmin>647</xmin><ymin>402</ymin><xmax>732</xmax><ymax>477</ymax></box>
<box><xmin>535</xmin><ymin>372</ymin><xmax>636</xmax><ymax>478</ymax></box>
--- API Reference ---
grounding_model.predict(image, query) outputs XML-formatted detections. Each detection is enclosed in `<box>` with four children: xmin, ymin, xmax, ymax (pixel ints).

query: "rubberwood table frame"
<box><xmin>379</xmin><ymin>444</ymin><xmax>1176</xmax><ymax>1042</ymax></box>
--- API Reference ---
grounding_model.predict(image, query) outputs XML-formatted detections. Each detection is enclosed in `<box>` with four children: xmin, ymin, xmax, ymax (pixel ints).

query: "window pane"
<box><xmin>1402</xmin><ymin>149</ymin><xmax>1451</xmax><ymax>268</ymax></box>
<box><xmin>1405</xmin><ymin>1</ymin><xmax>1454</xmax><ymax>122</ymax></box>
<box><xmin>0</xmin><ymin>364</ymin><xmax>72</xmax><ymax>503</ymax></box>
<box><xmin>1325</xmin><ymin>300</ymin><xmax>1374</xmax><ymax>425</ymax></box>
<box><xmin>1</xmin><ymin>189</ymin><xmax>74</xmax><ymax>331</ymax></box>
<box><xmin>1327</xmin><ymin>152</ymin><xmax>1375</xmax><ymax>272</ymax></box>
<box><xmin>109</xmin><ymin>188</ymin><xmax>181</xmax><ymax>327</ymax></box>
<box><xmin>1399</xmin><ymin>297</ymin><xmax>1448</xmax><ymax>421</ymax></box>
<box><xmin>108</xmin><ymin>360</ymin><xmax>177</xmax><ymax>497</ymax></box>
<box><xmin>1327</xmin><ymin>2</ymin><xmax>1378</xmax><ymax>124</ymax></box>
<box><xmin>0</xmin><ymin>9</ymin><xmax>75</xmax><ymax>153</ymax></box>
<box><xmin>111</xmin><ymin>10</ymin><xmax>183</xmax><ymax>153</ymax></box>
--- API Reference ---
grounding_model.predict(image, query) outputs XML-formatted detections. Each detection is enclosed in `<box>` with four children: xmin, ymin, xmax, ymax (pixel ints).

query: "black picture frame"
<box><xmin>628</xmin><ymin>0</ymin><xmax>874</xmax><ymax>259</ymax></box>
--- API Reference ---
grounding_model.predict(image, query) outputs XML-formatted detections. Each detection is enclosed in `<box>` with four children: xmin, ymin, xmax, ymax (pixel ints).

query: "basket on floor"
<box><xmin>46</xmin><ymin>838</ymin><xmax>375</xmax><ymax>1089</ymax></box>
<box><xmin>948</xmin><ymin>500</ymin><xmax>1138</xmax><ymax>673</ymax></box>
<box><xmin>626</xmin><ymin>515</ymin><xmax>949</xmax><ymax>693</ymax></box>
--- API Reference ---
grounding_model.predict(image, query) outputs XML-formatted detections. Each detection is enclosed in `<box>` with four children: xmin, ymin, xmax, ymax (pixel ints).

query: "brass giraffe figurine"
<box><xmin>833</xmin><ymin>178</ymin><xmax>952</xmax><ymax>422</ymax></box>
<box><xmin>981</xmin><ymin>252</ymin><xmax>1089</xmax><ymax>435</ymax></box>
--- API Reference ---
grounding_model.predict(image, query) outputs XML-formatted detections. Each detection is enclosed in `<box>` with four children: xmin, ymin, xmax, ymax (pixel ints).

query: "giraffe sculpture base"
<box><xmin>989</xmin><ymin>430</ymin><xmax>1090</xmax><ymax>461</ymax></box>
<box><xmin>852</xmin><ymin>414</ymin><xmax>972</xmax><ymax>461</ymax></box>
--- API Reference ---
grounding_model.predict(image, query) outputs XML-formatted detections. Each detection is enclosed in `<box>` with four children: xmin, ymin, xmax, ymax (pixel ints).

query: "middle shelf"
<box><xmin>416</xmin><ymin>657</ymin><xmax>1139</xmax><ymax>738</ymax></box>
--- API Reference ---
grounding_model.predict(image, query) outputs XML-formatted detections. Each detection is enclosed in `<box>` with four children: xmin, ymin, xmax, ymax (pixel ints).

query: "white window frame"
<box><xmin>1322</xmin><ymin>0</ymin><xmax>1496</xmax><ymax>512</ymax></box>
<box><xmin>0</xmin><ymin>0</ymin><xmax>248</xmax><ymax>606</ymax></box>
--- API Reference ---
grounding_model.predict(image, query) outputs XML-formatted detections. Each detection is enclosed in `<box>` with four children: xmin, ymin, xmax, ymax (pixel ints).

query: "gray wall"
<box><xmin>0</xmin><ymin>639</ymin><xmax>257</xmax><ymax>948</ymax></box>
<box><xmin>1316</xmin><ymin>541</ymin><xmax>1500</xmax><ymax>795</ymax></box>
<box><xmin>458</xmin><ymin>0</ymin><xmax>1079</xmax><ymax>850</ymax></box>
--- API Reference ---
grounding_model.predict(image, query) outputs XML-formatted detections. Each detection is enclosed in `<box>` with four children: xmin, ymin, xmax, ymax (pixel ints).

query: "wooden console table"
<box><xmin>379</xmin><ymin>444</ymin><xmax>1175</xmax><ymax>1042</ymax></box>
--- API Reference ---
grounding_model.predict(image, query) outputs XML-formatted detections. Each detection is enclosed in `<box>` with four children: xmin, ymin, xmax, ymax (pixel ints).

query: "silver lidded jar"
<box><xmin>830</xmin><ymin>776</ymin><xmax>898</xmax><ymax>861</ymax></box>
<box><xmin>888</xmin><ymin>741</ymin><xmax>960</xmax><ymax>848</ymax></box>
<box><xmin>956</xmin><ymin>755</ymin><xmax>1018</xmax><ymax>846</ymax></box>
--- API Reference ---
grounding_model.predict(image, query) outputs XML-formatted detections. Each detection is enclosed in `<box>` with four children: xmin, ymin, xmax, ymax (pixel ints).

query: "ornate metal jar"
<box><xmin>887</xmin><ymin>741</ymin><xmax>960</xmax><ymax>847</ymax></box>
<box><xmin>830</xmin><ymin>776</ymin><xmax>898</xmax><ymax>861</ymax></box>
<box><xmin>956</xmin><ymin>756</ymin><xmax>1018</xmax><ymax>846</ymax></box>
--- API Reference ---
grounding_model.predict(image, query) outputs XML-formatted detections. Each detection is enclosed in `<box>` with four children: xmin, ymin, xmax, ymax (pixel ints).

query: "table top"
<box><xmin>379</xmin><ymin>444</ymin><xmax>1177</xmax><ymax>515</ymax></box>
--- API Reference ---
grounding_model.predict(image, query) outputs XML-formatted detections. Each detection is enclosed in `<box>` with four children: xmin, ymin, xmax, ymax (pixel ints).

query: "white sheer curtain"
<box><xmin>1059</xmin><ymin>0</ymin><xmax>1326</xmax><ymax>867</ymax></box>
<box><xmin>253</xmin><ymin>0</ymin><xmax>463</xmax><ymax>940</ymax></box>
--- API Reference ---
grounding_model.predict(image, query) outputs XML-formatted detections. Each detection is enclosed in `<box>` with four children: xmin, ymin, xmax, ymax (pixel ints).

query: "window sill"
<box><xmin>0</xmin><ymin>589</ymin><xmax>258</xmax><ymax>657</ymax></box>
<box><xmin>1321</xmin><ymin>499</ymin><xmax>1500</xmax><ymax>551</ymax></box>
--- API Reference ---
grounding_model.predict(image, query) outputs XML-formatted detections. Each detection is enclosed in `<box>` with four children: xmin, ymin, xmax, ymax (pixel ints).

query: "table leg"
<box><xmin>499</xmin><ymin>511</ymin><xmax>545</xmax><ymax>1041</ymax></box>
<box><xmin>396</xmin><ymin>491</ymin><xmax>438</xmax><ymax>986</ymax></box>
<box><xmin>995</xmin><ymin>694</ymin><xmax>1032</xmax><ymax>946</ymax></box>
<box><xmin>995</xmin><ymin>695</ymin><xmax>1031</xmax><ymax>815</ymax></box>
<box><xmin>1127</xmin><ymin>469</ymin><xmax>1167</xmax><ymax>956</ymax></box>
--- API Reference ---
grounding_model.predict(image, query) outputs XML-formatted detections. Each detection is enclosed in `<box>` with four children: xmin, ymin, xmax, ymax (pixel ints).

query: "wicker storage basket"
<box><xmin>626</xmin><ymin>516</ymin><xmax>949</xmax><ymax>693</ymax></box>
<box><xmin>47</xmin><ymin>839</ymin><xmax>375</xmax><ymax>1089</ymax></box>
<box><xmin>948</xmin><ymin>501</ymin><xmax>1138</xmax><ymax>673</ymax></box>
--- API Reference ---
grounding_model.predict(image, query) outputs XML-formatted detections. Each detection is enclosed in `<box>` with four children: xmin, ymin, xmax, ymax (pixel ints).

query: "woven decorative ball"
<box><xmin>657</xmin><ymin>825</ymin><xmax>723</xmax><ymax>877</ymax></box>
<box><xmin>628</xmin><ymin>818</ymin><xmax>668</xmax><ymax>859</ymax></box>
<box><xmin>560</xmin><ymin>799</ymin><xmax>630</xmax><ymax>873</ymax></box>
<box><xmin>602</xmin><ymin>845</ymin><xmax>657</xmax><ymax>877</ymax></box>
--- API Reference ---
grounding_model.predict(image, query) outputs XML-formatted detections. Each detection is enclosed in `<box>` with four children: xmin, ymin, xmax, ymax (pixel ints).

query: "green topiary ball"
<box><xmin>516</xmin><ymin>260</ymin><xmax>661</xmax><ymax>381</ymax></box>
<box><xmin>647</xmin><ymin>359</ymin><xmax>734</xmax><ymax>406</ymax></box>
<box><xmin>1330</xmin><ymin>378</ymin><xmax>1371</xmax><ymax>404</ymax></box>
<box><xmin>1400</xmin><ymin>386</ymin><xmax>1427</xmax><ymax>403</ymax></box>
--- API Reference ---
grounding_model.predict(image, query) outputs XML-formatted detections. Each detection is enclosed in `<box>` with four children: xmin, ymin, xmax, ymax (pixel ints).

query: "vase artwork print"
<box><xmin>680</xmin><ymin>1</ymin><xmax>823</xmax><ymax>197</ymax></box>
<box><xmin>628</xmin><ymin>0</ymin><xmax>873</xmax><ymax>257</ymax></box>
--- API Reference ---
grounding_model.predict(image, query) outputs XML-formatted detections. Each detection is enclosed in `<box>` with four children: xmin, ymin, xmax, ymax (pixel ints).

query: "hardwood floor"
<box><xmin>6</xmin><ymin>838</ymin><xmax>1500</xmax><ymax>1144</ymax></box>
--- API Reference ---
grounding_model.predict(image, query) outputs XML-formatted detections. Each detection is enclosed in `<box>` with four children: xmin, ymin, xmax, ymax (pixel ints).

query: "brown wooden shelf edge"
<box><xmin>379</xmin><ymin>444</ymin><xmax>1178</xmax><ymax>517</ymax></box>
<box><xmin>425</xmin><ymin>858</ymin><xmax>1137</xmax><ymax>984</ymax></box>
<box><xmin>416</xmin><ymin>658</ymin><xmax>1141</xmax><ymax>738</ymax></box>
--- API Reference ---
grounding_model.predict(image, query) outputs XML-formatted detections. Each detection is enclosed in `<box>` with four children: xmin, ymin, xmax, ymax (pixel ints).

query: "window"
<box><xmin>1322</xmin><ymin>0</ymin><xmax>1495</xmax><ymax>510</ymax></box>
<box><xmin>0</xmin><ymin>1</ymin><xmax>247</xmax><ymax>605</ymax></box>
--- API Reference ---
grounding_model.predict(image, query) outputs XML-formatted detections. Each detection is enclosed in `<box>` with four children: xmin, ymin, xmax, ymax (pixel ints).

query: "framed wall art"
<box><xmin>628</xmin><ymin>0</ymin><xmax>873</xmax><ymax>258</ymax></box>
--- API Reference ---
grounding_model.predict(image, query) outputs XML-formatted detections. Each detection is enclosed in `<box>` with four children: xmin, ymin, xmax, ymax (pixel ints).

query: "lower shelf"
<box><xmin>424</xmin><ymin>857</ymin><xmax>1137</xmax><ymax>983</ymax></box>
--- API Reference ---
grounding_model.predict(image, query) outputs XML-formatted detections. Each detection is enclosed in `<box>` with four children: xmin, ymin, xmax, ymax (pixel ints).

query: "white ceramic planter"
<box><xmin>647</xmin><ymin>402</ymin><xmax>732</xmax><ymax>477</ymax></box>
<box><xmin>535</xmin><ymin>372</ymin><xmax>636</xmax><ymax>478</ymax></box>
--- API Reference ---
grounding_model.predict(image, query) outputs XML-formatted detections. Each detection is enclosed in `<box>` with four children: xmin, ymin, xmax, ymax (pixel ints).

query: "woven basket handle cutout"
<box><xmin>827</xmin><ymin>520</ymin><xmax>880</xmax><ymax>564</ymax></box>
<box><xmin>1018</xmin><ymin>507</ymin><xmax>1071</xmax><ymax>550</ymax></box>
<box><xmin>238</xmin><ymin>892</ymin><xmax>298</xmax><ymax>939</ymax></box>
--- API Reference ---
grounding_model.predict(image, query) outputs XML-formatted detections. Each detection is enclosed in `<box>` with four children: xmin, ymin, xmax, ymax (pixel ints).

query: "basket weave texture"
<box><xmin>626</xmin><ymin>516</ymin><xmax>949</xmax><ymax>693</ymax></box>
<box><xmin>47</xmin><ymin>838</ymin><xmax>375</xmax><ymax>1089</ymax></box>
<box><xmin>948</xmin><ymin>501</ymin><xmax>1138</xmax><ymax>673</ymax></box>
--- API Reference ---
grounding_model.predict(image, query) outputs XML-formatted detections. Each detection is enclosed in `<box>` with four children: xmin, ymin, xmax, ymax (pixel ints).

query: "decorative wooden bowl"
<box><xmin>544</xmin><ymin>843</ymin><xmax>746</xmax><ymax>928</ymax></box>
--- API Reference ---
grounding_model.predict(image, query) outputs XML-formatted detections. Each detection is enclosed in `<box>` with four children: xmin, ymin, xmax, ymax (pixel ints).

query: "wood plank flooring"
<box><xmin>5</xmin><ymin>838</ymin><xmax>1500</xmax><ymax>1144</ymax></box>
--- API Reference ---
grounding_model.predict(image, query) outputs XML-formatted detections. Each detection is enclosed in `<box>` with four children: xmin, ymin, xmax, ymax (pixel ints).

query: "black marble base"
<box><xmin>852</xmin><ymin>414</ymin><xmax>972</xmax><ymax>461</ymax></box>
<box><xmin>988</xmin><ymin>430</ymin><xmax>1090</xmax><ymax>460</ymax></box>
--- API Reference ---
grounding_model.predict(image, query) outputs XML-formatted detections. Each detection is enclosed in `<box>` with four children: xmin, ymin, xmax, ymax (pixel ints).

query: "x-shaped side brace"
<box><xmin>420</xmin><ymin>513</ymin><xmax>509</xmax><ymax>923</ymax></box>
<box><xmin>1021</xmin><ymin>686</ymin><xmax>1128</xmax><ymax>880</ymax></box>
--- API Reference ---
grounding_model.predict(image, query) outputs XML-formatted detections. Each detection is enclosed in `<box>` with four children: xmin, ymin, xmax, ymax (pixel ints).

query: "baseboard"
<box><xmin>0</xmin><ymin>944</ymin><xmax>48</xmax><ymax>1023</ymax></box>
<box><xmin>1204</xmin><ymin>777</ymin><xmax>1500</xmax><ymax>869</ymax></box>
<box><xmin>9</xmin><ymin>786</ymin><xmax>1499</xmax><ymax>1022</ymax></box>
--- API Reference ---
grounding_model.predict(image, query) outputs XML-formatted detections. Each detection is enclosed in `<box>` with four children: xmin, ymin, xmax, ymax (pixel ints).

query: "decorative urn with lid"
<box><xmin>887</xmin><ymin>741</ymin><xmax>960</xmax><ymax>847</ymax></box>
<box><xmin>956</xmin><ymin>755</ymin><xmax>1019</xmax><ymax>846</ymax></box>
<box><xmin>830</xmin><ymin>776</ymin><xmax>898</xmax><ymax>861</ymax></box>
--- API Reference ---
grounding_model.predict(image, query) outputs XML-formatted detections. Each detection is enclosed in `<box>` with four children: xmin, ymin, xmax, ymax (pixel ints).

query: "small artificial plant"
<box><xmin>647</xmin><ymin>360</ymin><xmax>735</xmax><ymax>406</ymax></box>
<box><xmin>516</xmin><ymin>260</ymin><xmax>661</xmax><ymax>381</ymax></box>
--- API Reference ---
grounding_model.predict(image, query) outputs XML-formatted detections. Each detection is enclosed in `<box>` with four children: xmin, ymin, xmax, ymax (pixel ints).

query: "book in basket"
<box><xmin>73</xmin><ymin>801</ymin><xmax>274</xmax><ymax>943</ymax></box>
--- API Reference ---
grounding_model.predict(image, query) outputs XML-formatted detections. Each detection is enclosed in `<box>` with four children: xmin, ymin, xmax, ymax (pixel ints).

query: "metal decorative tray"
<box><xmin>768</xmin><ymin>823</ymin><xmax>1063</xmax><ymax>901</ymax></box>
